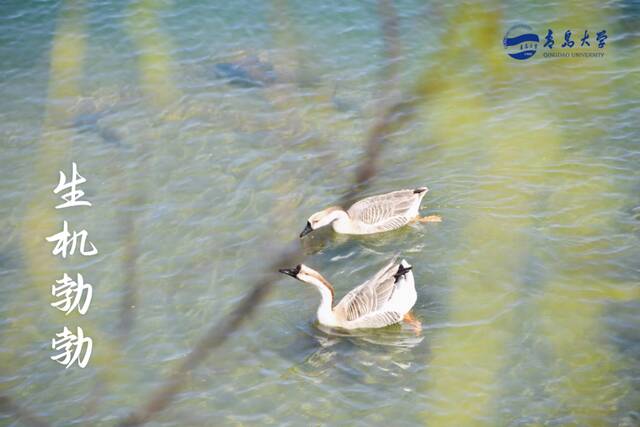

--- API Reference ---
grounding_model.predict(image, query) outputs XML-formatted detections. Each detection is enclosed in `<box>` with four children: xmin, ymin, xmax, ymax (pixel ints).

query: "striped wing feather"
<box><xmin>334</xmin><ymin>259</ymin><xmax>400</xmax><ymax>322</ymax></box>
<box><xmin>347</xmin><ymin>310</ymin><xmax>404</xmax><ymax>329</ymax></box>
<box><xmin>347</xmin><ymin>190</ymin><xmax>418</xmax><ymax>230</ymax></box>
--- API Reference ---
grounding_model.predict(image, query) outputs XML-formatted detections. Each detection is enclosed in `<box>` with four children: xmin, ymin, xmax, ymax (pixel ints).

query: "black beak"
<box><xmin>299</xmin><ymin>221</ymin><xmax>313</xmax><ymax>238</ymax></box>
<box><xmin>279</xmin><ymin>265</ymin><xmax>301</xmax><ymax>278</ymax></box>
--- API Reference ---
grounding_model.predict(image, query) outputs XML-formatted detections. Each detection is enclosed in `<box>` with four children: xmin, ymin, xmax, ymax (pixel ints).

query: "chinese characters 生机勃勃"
<box><xmin>47</xmin><ymin>162</ymin><xmax>96</xmax><ymax>368</ymax></box>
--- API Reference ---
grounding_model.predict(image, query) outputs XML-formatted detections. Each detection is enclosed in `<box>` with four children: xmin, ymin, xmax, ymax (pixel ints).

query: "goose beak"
<box><xmin>279</xmin><ymin>265</ymin><xmax>301</xmax><ymax>278</ymax></box>
<box><xmin>299</xmin><ymin>221</ymin><xmax>313</xmax><ymax>238</ymax></box>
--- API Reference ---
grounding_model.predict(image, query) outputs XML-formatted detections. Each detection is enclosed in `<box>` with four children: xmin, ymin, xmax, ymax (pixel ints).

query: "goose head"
<box><xmin>278</xmin><ymin>264</ymin><xmax>318</xmax><ymax>283</ymax></box>
<box><xmin>278</xmin><ymin>264</ymin><xmax>302</xmax><ymax>279</ymax></box>
<box><xmin>300</xmin><ymin>207</ymin><xmax>348</xmax><ymax>238</ymax></box>
<box><xmin>278</xmin><ymin>264</ymin><xmax>335</xmax><ymax>300</ymax></box>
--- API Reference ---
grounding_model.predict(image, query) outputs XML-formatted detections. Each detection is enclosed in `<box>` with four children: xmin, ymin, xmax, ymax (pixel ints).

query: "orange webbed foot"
<box><xmin>403</xmin><ymin>312</ymin><xmax>422</xmax><ymax>336</ymax></box>
<box><xmin>417</xmin><ymin>215</ymin><xmax>442</xmax><ymax>223</ymax></box>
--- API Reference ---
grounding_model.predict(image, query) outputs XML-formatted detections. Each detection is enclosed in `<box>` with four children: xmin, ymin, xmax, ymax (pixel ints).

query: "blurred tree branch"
<box><xmin>118</xmin><ymin>1</ymin><xmax>418</xmax><ymax>425</ymax></box>
<box><xmin>0</xmin><ymin>395</ymin><xmax>51</xmax><ymax>427</ymax></box>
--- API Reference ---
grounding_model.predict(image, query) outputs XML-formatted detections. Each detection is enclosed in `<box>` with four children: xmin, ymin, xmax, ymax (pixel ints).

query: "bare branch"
<box><xmin>118</xmin><ymin>1</ymin><xmax>414</xmax><ymax>425</ymax></box>
<box><xmin>117</xmin><ymin>94</ymin><xmax>418</xmax><ymax>427</ymax></box>
<box><xmin>119</xmin><ymin>245</ymin><xmax>303</xmax><ymax>427</ymax></box>
<box><xmin>0</xmin><ymin>395</ymin><xmax>51</xmax><ymax>427</ymax></box>
<box><xmin>378</xmin><ymin>0</ymin><xmax>402</xmax><ymax>97</ymax></box>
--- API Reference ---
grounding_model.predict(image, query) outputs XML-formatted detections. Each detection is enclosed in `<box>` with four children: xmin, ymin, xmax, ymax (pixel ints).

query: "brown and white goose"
<box><xmin>299</xmin><ymin>187</ymin><xmax>441</xmax><ymax>237</ymax></box>
<box><xmin>279</xmin><ymin>258</ymin><xmax>420</xmax><ymax>330</ymax></box>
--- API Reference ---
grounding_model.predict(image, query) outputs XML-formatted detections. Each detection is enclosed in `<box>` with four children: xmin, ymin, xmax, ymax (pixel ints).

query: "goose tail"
<box><xmin>413</xmin><ymin>186</ymin><xmax>428</xmax><ymax>194</ymax></box>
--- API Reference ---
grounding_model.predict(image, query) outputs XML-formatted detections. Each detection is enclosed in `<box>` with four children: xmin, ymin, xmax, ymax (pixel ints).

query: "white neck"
<box><xmin>326</xmin><ymin>209</ymin><xmax>352</xmax><ymax>233</ymax></box>
<box><xmin>305</xmin><ymin>275</ymin><xmax>338</xmax><ymax>327</ymax></box>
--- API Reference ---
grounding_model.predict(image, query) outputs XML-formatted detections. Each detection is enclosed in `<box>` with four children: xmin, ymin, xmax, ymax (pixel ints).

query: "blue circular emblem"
<box><xmin>503</xmin><ymin>24</ymin><xmax>539</xmax><ymax>60</ymax></box>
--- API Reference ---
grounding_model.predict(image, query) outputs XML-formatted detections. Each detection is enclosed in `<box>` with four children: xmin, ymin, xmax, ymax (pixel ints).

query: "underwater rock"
<box><xmin>213</xmin><ymin>55</ymin><xmax>277</xmax><ymax>87</ymax></box>
<box><xmin>72</xmin><ymin>99</ymin><xmax>123</xmax><ymax>147</ymax></box>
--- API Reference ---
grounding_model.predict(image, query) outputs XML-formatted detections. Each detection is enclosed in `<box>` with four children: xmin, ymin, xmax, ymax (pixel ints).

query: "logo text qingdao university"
<box><xmin>503</xmin><ymin>24</ymin><xmax>539</xmax><ymax>60</ymax></box>
<box><xmin>504</xmin><ymin>24</ymin><xmax>608</xmax><ymax>61</ymax></box>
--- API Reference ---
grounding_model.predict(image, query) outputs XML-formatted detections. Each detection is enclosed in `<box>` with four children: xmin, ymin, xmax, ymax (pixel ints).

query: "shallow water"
<box><xmin>1</xmin><ymin>1</ymin><xmax>639</xmax><ymax>426</ymax></box>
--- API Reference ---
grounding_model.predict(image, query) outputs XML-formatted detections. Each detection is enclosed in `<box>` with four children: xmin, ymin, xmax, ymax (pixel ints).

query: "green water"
<box><xmin>1</xmin><ymin>1</ymin><xmax>639</xmax><ymax>426</ymax></box>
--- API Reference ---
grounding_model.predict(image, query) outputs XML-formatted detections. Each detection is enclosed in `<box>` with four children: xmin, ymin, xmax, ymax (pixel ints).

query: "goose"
<box><xmin>279</xmin><ymin>258</ymin><xmax>421</xmax><ymax>331</ymax></box>
<box><xmin>299</xmin><ymin>187</ymin><xmax>441</xmax><ymax>237</ymax></box>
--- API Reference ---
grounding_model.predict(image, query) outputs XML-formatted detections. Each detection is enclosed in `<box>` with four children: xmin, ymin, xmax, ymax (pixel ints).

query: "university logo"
<box><xmin>504</xmin><ymin>24</ymin><xmax>608</xmax><ymax>61</ymax></box>
<box><xmin>503</xmin><ymin>24</ymin><xmax>539</xmax><ymax>61</ymax></box>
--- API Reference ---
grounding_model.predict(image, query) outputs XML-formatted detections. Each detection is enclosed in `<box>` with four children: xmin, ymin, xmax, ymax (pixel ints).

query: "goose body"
<box><xmin>279</xmin><ymin>258</ymin><xmax>417</xmax><ymax>329</ymax></box>
<box><xmin>300</xmin><ymin>187</ymin><xmax>440</xmax><ymax>237</ymax></box>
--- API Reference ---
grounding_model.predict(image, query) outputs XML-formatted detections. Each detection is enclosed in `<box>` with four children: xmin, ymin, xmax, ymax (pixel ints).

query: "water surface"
<box><xmin>0</xmin><ymin>1</ymin><xmax>639</xmax><ymax>426</ymax></box>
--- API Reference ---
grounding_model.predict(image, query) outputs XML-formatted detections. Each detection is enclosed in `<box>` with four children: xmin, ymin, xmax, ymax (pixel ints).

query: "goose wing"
<box><xmin>334</xmin><ymin>258</ymin><xmax>402</xmax><ymax>322</ymax></box>
<box><xmin>347</xmin><ymin>189</ymin><xmax>421</xmax><ymax>229</ymax></box>
<box><xmin>345</xmin><ymin>310</ymin><xmax>404</xmax><ymax>329</ymax></box>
